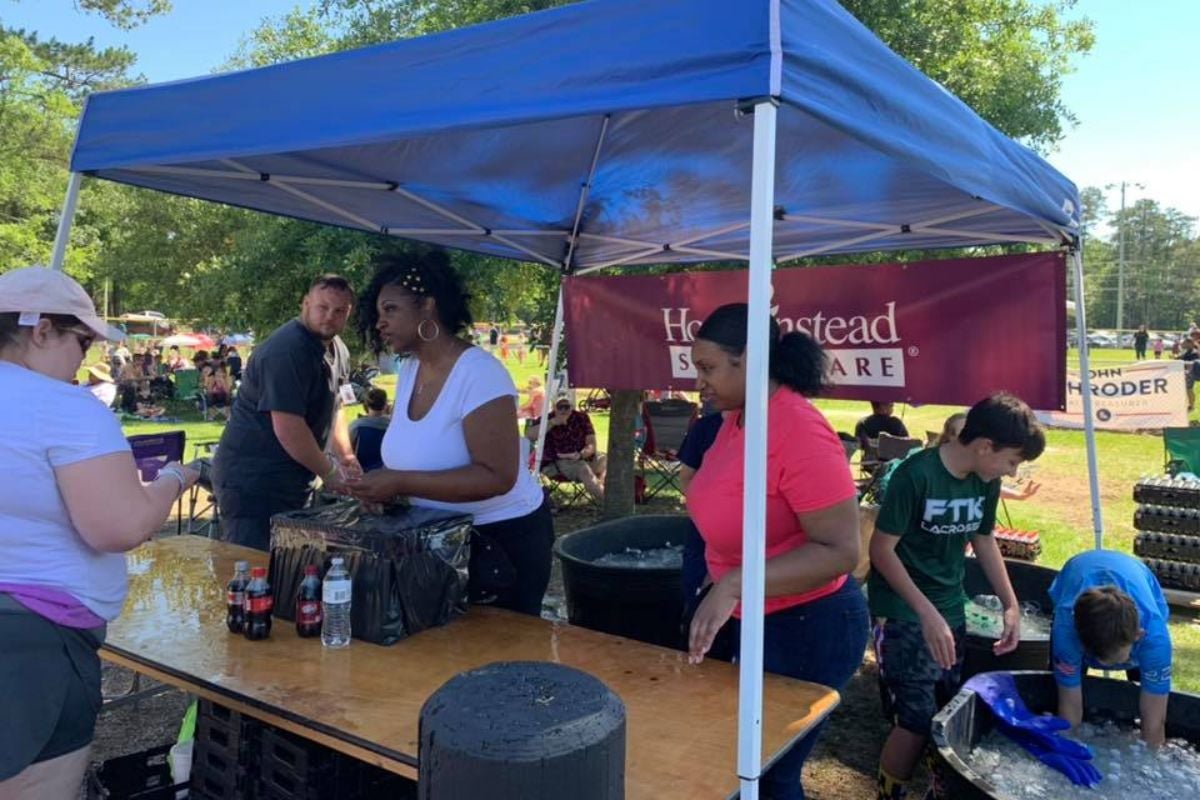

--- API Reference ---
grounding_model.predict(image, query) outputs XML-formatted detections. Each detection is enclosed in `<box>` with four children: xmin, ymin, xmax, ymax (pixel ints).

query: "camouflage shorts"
<box><xmin>873</xmin><ymin>617</ymin><xmax>966</xmax><ymax>735</ymax></box>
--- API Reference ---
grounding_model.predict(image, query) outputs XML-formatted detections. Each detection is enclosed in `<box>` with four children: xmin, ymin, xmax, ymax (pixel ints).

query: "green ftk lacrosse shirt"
<box><xmin>868</xmin><ymin>447</ymin><xmax>1001</xmax><ymax>626</ymax></box>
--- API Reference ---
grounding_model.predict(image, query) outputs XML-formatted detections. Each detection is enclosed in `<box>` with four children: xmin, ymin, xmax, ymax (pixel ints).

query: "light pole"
<box><xmin>1106</xmin><ymin>181</ymin><xmax>1144</xmax><ymax>331</ymax></box>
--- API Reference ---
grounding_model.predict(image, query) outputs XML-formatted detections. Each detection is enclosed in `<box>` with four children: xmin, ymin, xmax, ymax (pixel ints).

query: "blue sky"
<box><xmin>4</xmin><ymin>0</ymin><xmax>1197</xmax><ymax>226</ymax></box>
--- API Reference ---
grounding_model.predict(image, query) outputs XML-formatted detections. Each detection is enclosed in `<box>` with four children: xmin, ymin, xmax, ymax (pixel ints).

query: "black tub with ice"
<box><xmin>931</xmin><ymin>670</ymin><xmax>1200</xmax><ymax>799</ymax></box>
<box><xmin>962</xmin><ymin>558</ymin><xmax>1058</xmax><ymax>679</ymax></box>
<box><xmin>553</xmin><ymin>514</ymin><xmax>690</xmax><ymax>650</ymax></box>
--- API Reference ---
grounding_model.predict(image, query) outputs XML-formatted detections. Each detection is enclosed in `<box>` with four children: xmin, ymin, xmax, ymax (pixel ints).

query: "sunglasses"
<box><xmin>62</xmin><ymin>327</ymin><xmax>96</xmax><ymax>352</ymax></box>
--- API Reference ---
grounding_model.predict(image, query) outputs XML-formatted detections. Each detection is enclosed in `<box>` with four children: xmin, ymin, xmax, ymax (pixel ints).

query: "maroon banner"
<box><xmin>562</xmin><ymin>252</ymin><xmax>1066</xmax><ymax>409</ymax></box>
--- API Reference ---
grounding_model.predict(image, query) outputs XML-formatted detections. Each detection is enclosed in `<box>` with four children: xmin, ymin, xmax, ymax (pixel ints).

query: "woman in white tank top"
<box><xmin>347</xmin><ymin>250</ymin><xmax>553</xmax><ymax>616</ymax></box>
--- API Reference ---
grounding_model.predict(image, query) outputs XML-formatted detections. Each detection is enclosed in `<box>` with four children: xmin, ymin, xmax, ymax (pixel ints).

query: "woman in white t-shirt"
<box><xmin>0</xmin><ymin>267</ymin><xmax>199</xmax><ymax>799</ymax></box>
<box><xmin>348</xmin><ymin>250</ymin><xmax>553</xmax><ymax>616</ymax></box>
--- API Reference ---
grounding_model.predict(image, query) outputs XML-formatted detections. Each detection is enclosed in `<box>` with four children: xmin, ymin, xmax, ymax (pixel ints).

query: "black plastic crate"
<box><xmin>1143</xmin><ymin>556</ymin><xmax>1200</xmax><ymax>590</ymax></box>
<box><xmin>1135</xmin><ymin>531</ymin><xmax>1200</xmax><ymax>563</ymax></box>
<box><xmin>196</xmin><ymin>699</ymin><xmax>261</xmax><ymax>764</ymax></box>
<box><xmin>1133</xmin><ymin>479</ymin><xmax>1200</xmax><ymax>509</ymax></box>
<box><xmin>192</xmin><ymin>734</ymin><xmax>258</xmax><ymax>799</ymax></box>
<box><xmin>1133</xmin><ymin>504</ymin><xmax>1200</xmax><ymax>534</ymax></box>
<box><xmin>189</xmin><ymin>759</ymin><xmax>257</xmax><ymax>800</ymax></box>
<box><xmin>86</xmin><ymin>744</ymin><xmax>187</xmax><ymax>800</ymax></box>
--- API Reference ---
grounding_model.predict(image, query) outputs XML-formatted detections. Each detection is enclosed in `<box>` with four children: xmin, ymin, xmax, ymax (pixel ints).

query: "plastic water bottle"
<box><xmin>321</xmin><ymin>557</ymin><xmax>352</xmax><ymax>648</ymax></box>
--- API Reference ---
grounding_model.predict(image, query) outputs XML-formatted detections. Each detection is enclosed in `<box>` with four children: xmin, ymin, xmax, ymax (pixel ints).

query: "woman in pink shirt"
<box><xmin>686</xmin><ymin>303</ymin><xmax>868</xmax><ymax>800</ymax></box>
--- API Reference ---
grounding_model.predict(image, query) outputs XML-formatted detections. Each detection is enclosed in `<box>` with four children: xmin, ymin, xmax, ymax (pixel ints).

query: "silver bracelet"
<box><xmin>157</xmin><ymin>466</ymin><xmax>186</xmax><ymax>499</ymax></box>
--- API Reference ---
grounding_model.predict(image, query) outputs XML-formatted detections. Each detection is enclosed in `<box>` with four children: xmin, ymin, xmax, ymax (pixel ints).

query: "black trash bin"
<box><xmin>553</xmin><ymin>515</ymin><xmax>691</xmax><ymax>649</ymax></box>
<box><xmin>962</xmin><ymin>558</ymin><xmax>1058</xmax><ymax>679</ymax></box>
<box><xmin>931</xmin><ymin>670</ymin><xmax>1200</xmax><ymax>800</ymax></box>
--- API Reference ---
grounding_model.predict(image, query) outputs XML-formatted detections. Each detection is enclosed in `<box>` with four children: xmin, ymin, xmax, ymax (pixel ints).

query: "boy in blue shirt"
<box><xmin>1049</xmin><ymin>549</ymin><xmax>1173</xmax><ymax>746</ymax></box>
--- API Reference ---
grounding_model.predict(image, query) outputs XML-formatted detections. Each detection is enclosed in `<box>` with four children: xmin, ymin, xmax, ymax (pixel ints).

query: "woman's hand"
<box><xmin>688</xmin><ymin>571</ymin><xmax>740</xmax><ymax>665</ymax></box>
<box><xmin>995</xmin><ymin>605</ymin><xmax>1022</xmax><ymax>655</ymax></box>
<box><xmin>345</xmin><ymin>469</ymin><xmax>401</xmax><ymax>504</ymax></box>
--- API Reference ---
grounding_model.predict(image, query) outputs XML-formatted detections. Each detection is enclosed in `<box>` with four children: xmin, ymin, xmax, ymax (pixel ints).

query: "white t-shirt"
<box><xmin>89</xmin><ymin>381</ymin><xmax>118</xmax><ymax>408</ymax></box>
<box><xmin>0</xmin><ymin>362</ymin><xmax>132</xmax><ymax>619</ymax></box>
<box><xmin>380</xmin><ymin>347</ymin><xmax>543</xmax><ymax>525</ymax></box>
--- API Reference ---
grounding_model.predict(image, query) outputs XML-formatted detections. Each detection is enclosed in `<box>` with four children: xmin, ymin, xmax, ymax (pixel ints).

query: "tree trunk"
<box><xmin>602</xmin><ymin>390</ymin><xmax>640</xmax><ymax>520</ymax></box>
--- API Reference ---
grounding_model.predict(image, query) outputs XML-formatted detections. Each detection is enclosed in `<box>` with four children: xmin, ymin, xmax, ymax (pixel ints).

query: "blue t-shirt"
<box><xmin>678</xmin><ymin>412</ymin><xmax>724</xmax><ymax>470</ymax></box>
<box><xmin>1049</xmin><ymin>550</ymin><xmax>1173</xmax><ymax>695</ymax></box>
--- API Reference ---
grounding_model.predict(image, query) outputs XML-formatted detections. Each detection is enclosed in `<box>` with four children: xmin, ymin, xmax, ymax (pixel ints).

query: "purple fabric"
<box><xmin>0</xmin><ymin>584</ymin><xmax>106</xmax><ymax>628</ymax></box>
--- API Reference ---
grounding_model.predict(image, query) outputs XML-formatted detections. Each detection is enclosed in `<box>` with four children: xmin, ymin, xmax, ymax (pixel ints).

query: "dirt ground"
<box><xmin>89</xmin><ymin>502</ymin><xmax>903</xmax><ymax>799</ymax></box>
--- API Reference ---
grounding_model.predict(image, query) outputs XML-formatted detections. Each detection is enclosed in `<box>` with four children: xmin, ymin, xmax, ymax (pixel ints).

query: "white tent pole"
<box><xmin>737</xmin><ymin>98</ymin><xmax>778</xmax><ymax>800</ymax></box>
<box><xmin>50</xmin><ymin>172</ymin><xmax>83</xmax><ymax>272</ymax></box>
<box><xmin>1070</xmin><ymin>247</ymin><xmax>1105</xmax><ymax>548</ymax></box>
<box><xmin>534</xmin><ymin>285</ymin><xmax>566</xmax><ymax>468</ymax></box>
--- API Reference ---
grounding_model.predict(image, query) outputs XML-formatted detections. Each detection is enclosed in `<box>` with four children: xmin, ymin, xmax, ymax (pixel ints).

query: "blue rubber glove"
<box><xmin>1002</xmin><ymin>724</ymin><xmax>1103</xmax><ymax>788</ymax></box>
<box><xmin>964</xmin><ymin>672</ymin><xmax>1071</xmax><ymax>734</ymax></box>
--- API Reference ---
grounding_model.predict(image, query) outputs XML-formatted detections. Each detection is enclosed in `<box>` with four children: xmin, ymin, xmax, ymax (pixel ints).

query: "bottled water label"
<box><xmin>323</xmin><ymin>579</ymin><xmax>351</xmax><ymax>604</ymax></box>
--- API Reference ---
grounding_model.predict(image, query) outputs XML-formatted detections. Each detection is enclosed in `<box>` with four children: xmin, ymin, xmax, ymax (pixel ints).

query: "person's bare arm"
<box><xmin>57</xmin><ymin>453</ymin><xmax>199</xmax><ymax>553</ymax></box>
<box><xmin>348</xmin><ymin>396</ymin><xmax>519</xmax><ymax>503</ymax></box>
<box><xmin>1057</xmin><ymin>684</ymin><xmax>1084</xmax><ymax>728</ymax></box>
<box><xmin>679</xmin><ymin>465</ymin><xmax>697</xmax><ymax>495</ymax></box>
<box><xmin>1140</xmin><ymin>691</ymin><xmax>1168</xmax><ymax>746</ymax></box>
<box><xmin>971</xmin><ymin>532</ymin><xmax>1021</xmax><ymax>654</ymax></box>
<box><xmin>689</xmin><ymin>497</ymin><xmax>860</xmax><ymax>661</ymax></box>
<box><xmin>271</xmin><ymin>411</ymin><xmax>340</xmax><ymax>485</ymax></box>
<box><xmin>329</xmin><ymin>407</ymin><xmax>354</xmax><ymax>462</ymax></box>
<box><xmin>870</xmin><ymin>530</ymin><xmax>956</xmax><ymax>669</ymax></box>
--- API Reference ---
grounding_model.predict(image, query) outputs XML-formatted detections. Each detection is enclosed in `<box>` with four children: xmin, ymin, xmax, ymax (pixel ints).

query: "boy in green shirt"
<box><xmin>869</xmin><ymin>393</ymin><xmax>1045</xmax><ymax>800</ymax></box>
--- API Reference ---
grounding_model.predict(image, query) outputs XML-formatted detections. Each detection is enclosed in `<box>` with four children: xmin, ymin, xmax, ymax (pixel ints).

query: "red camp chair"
<box><xmin>638</xmin><ymin>398</ymin><xmax>697</xmax><ymax>500</ymax></box>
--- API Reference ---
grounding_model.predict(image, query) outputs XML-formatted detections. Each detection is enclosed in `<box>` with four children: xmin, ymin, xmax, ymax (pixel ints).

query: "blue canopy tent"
<box><xmin>54</xmin><ymin>1</ymin><xmax>1100</xmax><ymax>795</ymax></box>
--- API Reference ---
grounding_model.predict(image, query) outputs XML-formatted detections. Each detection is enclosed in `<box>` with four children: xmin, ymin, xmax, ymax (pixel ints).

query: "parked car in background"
<box><xmin>1087</xmin><ymin>333</ymin><xmax>1118</xmax><ymax>349</ymax></box>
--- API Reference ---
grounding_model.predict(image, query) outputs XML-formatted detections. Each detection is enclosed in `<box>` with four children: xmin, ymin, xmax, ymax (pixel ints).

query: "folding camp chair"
<box><xmin>876</xmin><ymin>432</ymin><xmax>922</xmax><ymax>461</ymax></box>
<box><xmin>541</xmin><ymin>466</ymin><xmax>600</xmax><ymax>510</ymax></box>
<box><xmin>1164</xmin><ymin>426</ymin><xmax>1200</xmax><ymax>475</ymax></box>
<box><xmin>171</xmin><ymin>368</ymin><xmax>207</xmax><ymax>416</ymax></box>
<box><xmin>638</xmin><ymin>398</ymin><xmax>697</xmax><ymax>500</ymax></box>
<box><xmin>187</xmin><ymin>439</ymin><xmax>220</xmax><ymax>537</ymax></box>
<box><xmin>126</xmin><ymin>431</ymin><xmax>186</xmax><ymax>534</ymax></box>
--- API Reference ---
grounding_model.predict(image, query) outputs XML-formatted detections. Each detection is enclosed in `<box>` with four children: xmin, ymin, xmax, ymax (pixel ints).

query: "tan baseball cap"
<box><xmin>0</xmin><ymin>266</ymin><xmax>124</xmax><ymax>341</ymax></box>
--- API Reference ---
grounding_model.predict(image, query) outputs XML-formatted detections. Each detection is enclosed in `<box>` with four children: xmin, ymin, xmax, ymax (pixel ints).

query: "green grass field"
<box><xmin>117</xmin><ymin>344</ymin><xmax>1200</xmax><ymax>691</ymax></box>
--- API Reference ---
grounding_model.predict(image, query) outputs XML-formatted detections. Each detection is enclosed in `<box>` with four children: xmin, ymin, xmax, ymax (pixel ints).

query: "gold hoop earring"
<box><xmin>417</xmin><ymin>319</ymin><xmax>440</xmax><ymax>342</ymax></box>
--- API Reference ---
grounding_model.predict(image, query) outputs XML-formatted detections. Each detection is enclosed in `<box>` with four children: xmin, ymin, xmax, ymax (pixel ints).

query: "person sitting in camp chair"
<box><xmin>855</xmin><ymin>400</ymin><xmax>910</xmax><ymax>453</ymax></box>
<box><xmin>541</xmin><ymin>396</ymin><xmax>606</xmax><ymax>501</ymax></box>
<box><xmin>203</xmin><ymin>360</ymin><xmax>232</xmax><ymax>421</ymax></box>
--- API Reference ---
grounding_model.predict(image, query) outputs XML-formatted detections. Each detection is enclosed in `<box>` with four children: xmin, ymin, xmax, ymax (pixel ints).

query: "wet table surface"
<box><xmin>104</xmin><ymin>536</ymin><xmax>840</xmax><ymax>799</ymax></box>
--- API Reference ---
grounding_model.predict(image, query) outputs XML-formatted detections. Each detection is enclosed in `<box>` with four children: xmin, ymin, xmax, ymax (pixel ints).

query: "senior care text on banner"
<box><xmin>1035</xmin><ymin>361</ymin><xmax>1189</xmax><ymax>431</ymax></box>
<box><xmin>562</xmin><ymin>253</ymin><xmax>1066</xmax><ymax>409</ymax></box>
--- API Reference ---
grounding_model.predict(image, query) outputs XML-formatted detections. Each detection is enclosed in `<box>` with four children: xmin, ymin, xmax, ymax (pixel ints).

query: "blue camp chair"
<box><xmin>127</xmin><ymin>431</ymin><xmax>186</xmax><ymax>534</ymax></box>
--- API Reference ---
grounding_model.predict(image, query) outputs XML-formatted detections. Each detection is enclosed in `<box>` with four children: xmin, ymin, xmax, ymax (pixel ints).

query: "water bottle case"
<box><xmin>267</xmin><ymin>500</ymin><xmax>473</xmax><ymax>645</ymax></box>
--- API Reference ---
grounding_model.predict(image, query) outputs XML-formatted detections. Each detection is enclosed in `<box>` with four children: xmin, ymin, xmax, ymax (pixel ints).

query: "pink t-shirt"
<box><xmin>686</xmin><ymin>387</ymin><xmax>858</xmax><ymax>616</ymax></box>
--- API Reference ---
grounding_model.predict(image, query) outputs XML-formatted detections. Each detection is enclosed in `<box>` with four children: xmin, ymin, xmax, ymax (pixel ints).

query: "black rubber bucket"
<box><xmin>553</xmin><ymin>515</ymin><xmax>690</xmax><ymax>650</ymax></box>
<box><xmin>931</xmin><ymin>670</ymin><xmax>1200</xmax><ymax>799</ymax></box>
<box><xmin>962</xmin><ymin>558</ymin><xmax>1059</xmax><ymax>679</ymax></box>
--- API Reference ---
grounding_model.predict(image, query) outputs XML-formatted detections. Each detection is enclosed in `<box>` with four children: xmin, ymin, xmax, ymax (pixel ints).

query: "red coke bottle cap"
<box><xmin>304</xmin><ymin>565</ymin><xmax>319</xmax><ymax>576</ymax></box>
<box><xmin>251</xmin><ymin>567</ymin><xmax>267</xmax><ymax>577</ymax></box>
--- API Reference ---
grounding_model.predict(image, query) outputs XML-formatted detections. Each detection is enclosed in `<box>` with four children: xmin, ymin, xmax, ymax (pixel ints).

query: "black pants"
<box><xmin>470</xmin><ymin>500</ymin><xmax>555</xmax><ymax>616</ymax></box>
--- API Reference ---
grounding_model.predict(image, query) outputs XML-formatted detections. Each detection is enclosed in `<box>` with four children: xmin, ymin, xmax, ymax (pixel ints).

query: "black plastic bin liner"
<box><xmin>268</xmin><ymin>501</ymin><xmax>472</xmax><ymax>645</ymax></box>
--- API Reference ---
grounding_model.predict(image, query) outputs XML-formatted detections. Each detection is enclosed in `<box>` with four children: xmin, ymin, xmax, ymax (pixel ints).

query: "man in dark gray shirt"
<box><xmin>212</xmin><ymin>275</ymin><xmax>358</xmax><ymax>550</ymax></box>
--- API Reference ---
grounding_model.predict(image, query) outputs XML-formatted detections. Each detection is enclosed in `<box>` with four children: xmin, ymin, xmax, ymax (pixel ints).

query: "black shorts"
<box><xmin>0</xmin><ymin>595</ymin><xmax>106</xmax><ymax>779</ymax></box>
<box><xmin>873</xmin><ymin>617</ymin><xmax>966</xmax><ymax>736</ymax></box>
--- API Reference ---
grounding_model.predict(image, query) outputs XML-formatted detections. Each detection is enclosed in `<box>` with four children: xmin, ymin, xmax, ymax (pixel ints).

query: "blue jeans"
<box><xmin>730</xmin><ymin>578</ymin><xmax>870</xmax><ymax>800</ymax></box>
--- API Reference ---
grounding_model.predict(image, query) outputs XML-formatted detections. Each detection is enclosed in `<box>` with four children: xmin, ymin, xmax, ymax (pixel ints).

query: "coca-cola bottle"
<box><xmin>244</xmin><ymin>566</ymin><xmax>273</xmax><ymax>641</ymax></box>
<box><xmin>226</xmin><ymin>560</ymin><xmax>249</xmax><ymax>634</ymax></box>
<box><xmin>295</xmin><ymin>565</ymin><xmax>323</xmax><ymax>638</ymax></box>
